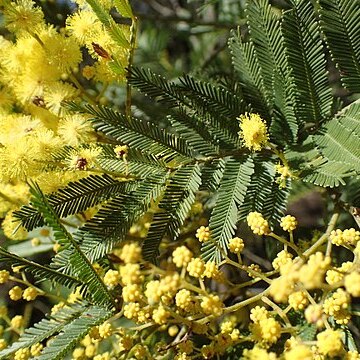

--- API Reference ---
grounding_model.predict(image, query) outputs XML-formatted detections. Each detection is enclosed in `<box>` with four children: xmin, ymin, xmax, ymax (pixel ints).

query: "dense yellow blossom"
<box><xmin>238</xmin><ymin>113</ymin><xmax>269</xmax><ymax>151</ymax></box>
<box><xmin>4</xmin><ymin>0</ymin><xmax>44</xmax><ymax>34</ymax></box>
<box><xmin>11</xmin><ymin>315</ymin><xmax>24</xmax><ymax>329</ymax></box>
<box><xmin>58</xmin><ymin>115</ymin><xmax>95</xmax><ymax>147</ymax></box>
<box><xmin>14</xmin><ymin>348</ymin><xmax>31</xmax><ymax>360</ymax></box>
<box><xmin>243</xmin><ymin>346</ymin><xmax>278</xmax><ymax>360</ymax></box>
<box><xmin>172</xmin><ymin>245</ymin><xmax>193</xmax><ymax>268</ymax></box>
<box><xmin>119</xmin><ymin>242</ymin><xmax>142</xmax><ymax>264</ymax></box>
<box><xmin>152</xmin><ymin>305</ymin><xmax>170</xmax><ymax>325</ymax></box>
<box><xmin>195</xmin><ymin>225</ymin><xmax>210</xmax><ymax>242</ymax></box>
<box><xmin>122</xmin><ymin>284</ymin><xmax>142</xmax><ymax>302</ymax></box>
<box><xmin>288</xmin><ymin>290</ymin><xmax>308</xmax><ymax>310</ymax></box>
<box><xmin>316</xmin><ymin>329</ymin><xmax>344</xmax><ymax>357</ymax></box>
<box><xmin>250</xmin><ymin>306</ymin><xmax>269</xmax><ymax>323</ymax></box>
<box><xmin>247</xmin><ymin>212</ymin><xmax>270</xmax><ymax>235</ymax></box>
<box><xmin>228</xmin><ymin>237</ymin><xmax>244</xmax><ymax>254</ymax></box>
<box><xmin>280</xmin><ymin>215</ymin><xmax>298</xmax><ymax>232</ymax></box>
<box><xmin>323</xmin><ymin>288</ymin><xmax>351</xmax><ymax>324</ymax></box>
<box><xmin>272</xmin><ymin>250</ymin><xmax>293</xmax><ymax>271</ymax></box>
<box><xmin>22</xmin><ymin>287</ymin><xmax>38</xmax><ymax>301</ymax></box>
<box><xmin>187</xmin><ymin>257</ymin><xmax>205</xmax><ymax>278</ymax></box>
<box><xmin>200</xmin><ymin>294</ymin><xmax>223</xmax><ymax>316</ymax></box>
<box><xmin>251</xmin><ymin>317</ymin><xmax>281</xmax><ymax>344</ymax></box>
<box><xmin>9</xmin><ymin>286</ymin><xmax>23</xmax><ymax>301</ymax></box>
<box><xmin>103</xmin><ymin>269</ymin><xmax>120</xmax><ymax>289</ymax></box>
<box><xmin>344</xmin><ymin>271</ymin><xmax>360</xmax><ymax>297</ymax></box>
<box><xmin>175</xmin><ymin>289</ymin><xmax>195</xmax><ymax>312</ymax></box>
<box><xmin>98</xmin><ymin>322</ymin><xmax>113</xmax><ymax>339</ymax></box>
<box><xmin>298</xmin><ymin>252</ymin><xmax>331</xmax><ymax>289</ymax></box>
<box><xmin>285</xmin><ymin>344</ymin><xmax>313</xmax><ymax>360</ymax></box>
<box><xmin>0</xmin><ymin>270</ymin><xmax>9</xmax><ymax>284</ymax></box>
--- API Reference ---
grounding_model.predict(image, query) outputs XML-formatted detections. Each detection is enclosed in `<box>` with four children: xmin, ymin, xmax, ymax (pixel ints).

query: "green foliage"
<box><xmin>13</xmin><ymin>0</ymin><xmax>360</xmax><ymax>271</ymax></box>
<box><xmin>77</xmin><ymin>173</ymin><xmax>169</xmax><ymax>263</ymax></box>
<box><xmin>319</xmin><ymin>0</ymin><xmax>360</xmax><ymax>93</ymax></box>
<box><xmin>0</xmin><ymin>304</ymin><xmax>90</xmax><ymax>359</ymax></box>
<box><xmin>0</xmin><ymin>248</ymin><xmax>81</xmax><ymax>289</ymax></box>
<box><xmin>282</xmin><ymin>1</ymin><xmax>333</xmax><ymax>124</ymax></box>
<box><xmin>28</xmin><ymin>183</ymin><xmax>115</xmax><ymax>310</ymax></box>
<box><xmin>143</xmin><ymin>164</ymin><xmax>202</xmax><ymax>262</ymax></box>
<box><xmin>34</xmin><ymin>305</ymin><xmax>113</xmax><ymax>360</ymax></box>
<box><xmin>13</xmin><ymin>174</ymin><xmax>136</xmax><ymax>231</ymax></box>
<box><xmin>202</xmin><ymin>156</ymin><xmax>254</xmax><ymax>262</ymax></box>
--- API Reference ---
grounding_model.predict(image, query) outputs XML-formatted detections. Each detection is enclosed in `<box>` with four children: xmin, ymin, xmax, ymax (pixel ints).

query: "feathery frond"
<box><xmin>178</xmin><ymin>75</ymin><xmax>245</xmax><ymax>137</ymax></box>
<box><xmin>99</xmin><ymin>145</ymin><xmax>168</xmax><ymax>177</ymax></box>
<box><xmin>29</xmin><ymin>183</ymin><xmax>115</xmax><ymax>310</ymax></box>
<box><xmin>202</xmin><ymin>156</ymin><xmax>254</xmax><ymax>262</ymax></box>
<box><xmin>77</xmin><ymin>173</ymin><xmax>169</xmax><ymax>262</ymax></box>
<box><xmin>282</xmin><ymin>0</ymin><xmax>333</xmax><ymax>124</ymax></box>
<box><xmin>128</xmin><ymin>67</ymin><xmax>183</xmax><ymax>107</ymax></box>
<box><xmin>84</xmin><ymin>104</ymin><xmax>194</xmax><ymax>162</ymax></box>
<box><xmin>245</xmin><ymin>0</ymin><xmax>285</xmax><ymax>107</ymax></box>
<box><xmin>0</xmin><ymin>304</ymin><xmax>87</xmax><ymax>359</ymax></box>
<box><xmin>0</xmin><ymin>247</ymin><xmax>81</xmax><ymax>289</ymax></box>
<box><xmin>319</xmin><ymin>0</ymin><xmax>360</xmax><ymax>93</ymax></box>
<box><xmin>200</xmin><ymin>159</ymin><xmax>226</xmax><ymax>192</ymax></box>
<box><xmin>142</xmin><ymin>164</ymin><xmax>202</xmax><ymax>262</ymax></box>
<box><xmin>13</xmin><ymin>174</ymin><xmax>135</xmax><ymax>231</ymax></box>
<box><xmin>34</xmin><ymin>305</ymin><xmax>113</xmax><ymax>360</ymax></box>
<box><xmin>229</xmin><ymin>30</ymin><xmax>270</xmax><ymax>117</ymax></box>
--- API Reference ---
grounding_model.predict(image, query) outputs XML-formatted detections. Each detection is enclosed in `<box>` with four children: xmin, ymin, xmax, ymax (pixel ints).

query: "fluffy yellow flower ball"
<box><xmin>344</xmin><ymin>271</ymin><xmax>360</xmax><ymax>297</ymax></box>
<box><xmin>316</xmin><ymin>329</ymin><xmax>343</xmax><ymax>357</ymax></box>
<box><xmin>195</xmin><ymin>226</ymin><xmax>210</xmax><ymax>243</ymax></box>
<box><xmin>228</xmin><ymin>237</ymin><xmax>244</xmax><ymax>254</ymax></box>
<box><xmin>285</xmin><ymin>344</ymin><xmax>313</xmax><ymax>360</ymax></box>
<box><xmin>280</xmin><ymin>215</ymin><xmax>298</xmax><ymax>232</ymax></box>
<box><xmin>172</xmin><ymin>245</ymin><xmax>193</xmax><ymax>268</ymax></box>
<box><xmin>22</xmin><ymin>287</ymin><xmax>39</xmax><ymax>301</ymax></box>
<box><xmin>247</xmin><ymin>212</ymin><xmax>270</xmax><ymax>235</ymax></box>
<box><xmin>238</xmin><ymin>113</ymin><xmax>269</xmax><ymax>151</ymax></box>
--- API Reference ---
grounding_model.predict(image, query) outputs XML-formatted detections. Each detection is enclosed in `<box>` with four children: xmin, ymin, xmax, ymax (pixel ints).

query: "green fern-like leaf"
<box><xmin>0</xmin><ymin>304</ymin><xmax>87</xmax><ymax>360</ymax></box>
<box><xmin>314</xmin><ymin>113</ymin><xmax>360</xmax><ymax>172</ymax></box>
<box><xmin>167</xmin><ymin>112</ymin><xmax>220</xmax><ymax>156</ymax></box>
<box><xmin>99</xmin><ymin>145</ymin><xmax>168</xmax><ymax>177</ymax></box>
<box><xmin>13</xmin><ymin>174</ymin><xmax>135</xmax><ymax>231</ymax></box>
<box><xmin>202</xmin><ymin>156</ymin><xmax>254</xmax><ymax>262</ymax></box>
<box><xmin>319</xmin><ymin>0</ymin><xmax>360</xmax><ymax>93</ymax></box>
<box><xmin>282</xmin><ymin>0</ymin><xmax>333</xmax><ymax>124</ymax></box>
<box><xmin>245</xmin><ymin>0</ymin><xmax>285</xmax><ymax>107</ymax></box>
<box><xmin>200</xmin><ymin>159</ymin><xmax>226</xmax><ymax>192</ymax></box>
<box><xmin>301</xmin><ymin>158</ymin><xmax>354</xmax><ymax>188</ymax></box>
<box><xmin>77</xmin><ymin>173</ymin><xmax>168</xmax><ymax>263</ymax></box>
<box><xmin>178</xmin><ymin>75</ymin><xmax>244</xmax><ymax>138</ymax></box>
<box><xmin>271</xmin><ymin>73</ymin><xmax>299</xmax><ymax>144</ymax></box>
<box><xmin>0</xmin><ymin>247</ymin><xmax>81</xmax><ymax>289</ymax></box>
<box><xmin>128</xmin><ymin>67</ymin><xmax>183</xmax><ymax>107</ymax></box>
<box><xmin>142</xmin><ymin>164</ymin><xmax>202</xmax><ymax>262</ymax></box>
<box><xmin>29</xmin><ymin>183</ymin><xmax>115</xmax><ymax>310</ymax></box>
<box><xmin>229</xmin><ymin>30</ymin><xmax>270</xmax><ymax>117</ymax></box>
<box><xmin>33</xmin><ymin>305</ymin><xmax>113</xmax><ymax>360</ymax></box>
<box><xmin>84</xmin><ymin>104</ymin><xmax>194</xmax><ymax>162</ymax></box>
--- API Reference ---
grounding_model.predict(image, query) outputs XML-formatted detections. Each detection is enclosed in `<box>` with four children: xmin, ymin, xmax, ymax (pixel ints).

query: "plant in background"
<box><xmin>0</xmin><ymin>0</ymin><xmax>359</xmax><ymax>359</ymax></box>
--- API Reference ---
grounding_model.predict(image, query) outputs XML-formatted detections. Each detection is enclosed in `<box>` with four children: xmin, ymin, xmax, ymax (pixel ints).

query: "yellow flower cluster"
<box><xmin>238</xmin><ymin>113</ymin><xmax>269</xmax><ymax>151</ymax></box>
<box><xmin>246</xmin><ymin>211</ymin><xmax>270</xmax><ymax>235</ymax></box>
<box><xmin>280</xmin><ymin>215</ymin><xmax>298</xmax><ymax>232</ymax></box>
<box><xmin>330</xmin><ymin>228</ymin><xmax>360</xmax><ymax>247</ymax></box>
<box><xmin>0</xmin><ymin>0</ymin><xmax>132</xmax><ymax>240</ymax></box>
<box><xmin>195</xmin><ymin>226</ymin><xmax>211</xmax><ymax>243</ymax></box>
<box><xmin>228</xmin><ymin>237</ymin><xmax>244</xmax><ymax>254</ymax></box>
